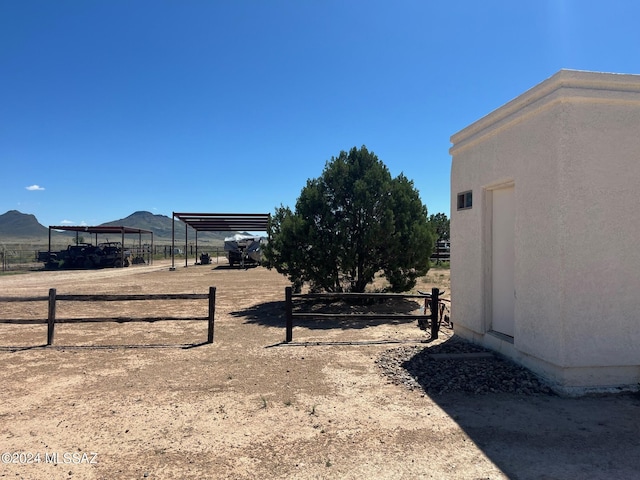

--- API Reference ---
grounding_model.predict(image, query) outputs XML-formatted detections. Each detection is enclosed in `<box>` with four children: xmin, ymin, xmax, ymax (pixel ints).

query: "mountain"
<box><xmin>0</xmin><ymin>210</ymin><xmax>50</xmax><ymax>238</ymax></box>
<box><xmin>0</xmin><ymin>210</ymin><xmax>238</xmax><ymax>243</ymax></box>
<box><xmin>99</xmin><ymin>211</ymin><xmax>235</xmax><ymax>242</ymax></box>
<box><xmin>99</xmin><ymin>211</ymin><xmax>178</xmax><ymax>238</ymax></box>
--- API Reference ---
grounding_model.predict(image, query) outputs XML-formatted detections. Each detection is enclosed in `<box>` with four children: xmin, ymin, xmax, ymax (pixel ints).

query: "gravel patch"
<box><xmin>377</xmin><ymin>336</ymin><xmax>555</xmax><ymax>395</ymax></box>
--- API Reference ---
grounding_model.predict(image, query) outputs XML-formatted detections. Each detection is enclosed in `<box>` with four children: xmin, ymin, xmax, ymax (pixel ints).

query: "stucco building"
<box><xmin>450</xmin><ymin>69</ymin><xmax>640</xmax><ymax>394</ymax></box>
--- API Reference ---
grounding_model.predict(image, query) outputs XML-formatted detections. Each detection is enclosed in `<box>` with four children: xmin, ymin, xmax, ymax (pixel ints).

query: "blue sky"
<box><xmin>2</xmin><ymin>1</ymin><xmax>640</xmax><ymax>227</ymax></box>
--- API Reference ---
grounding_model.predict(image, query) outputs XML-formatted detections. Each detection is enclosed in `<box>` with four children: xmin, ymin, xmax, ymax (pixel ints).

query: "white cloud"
<box><xmin>59</xmin><ymin>220</ymin><xmax>88</xmax><ymax>226</ymax></box>
<box><xmin>26</xmin><ymin>185</ymin><xmax>45</xmax><ymax>191</ymax></box>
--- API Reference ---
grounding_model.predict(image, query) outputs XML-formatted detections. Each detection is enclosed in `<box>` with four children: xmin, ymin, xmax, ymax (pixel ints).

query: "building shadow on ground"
<box><xmin>386</xmin><ymin>337</ymin><xmax>640</xmax><ymax>479</ymax></box>
<box><xmin>432</xmin><ymin>390</ymin><xmax>640</xmax><ymax>479</ymax></box>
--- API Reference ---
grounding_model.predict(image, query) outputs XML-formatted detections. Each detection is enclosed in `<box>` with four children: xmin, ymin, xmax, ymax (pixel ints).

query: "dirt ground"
<box><xmin>1</xmin><ymin>260</ymin><xmax>639</xmax><ymax>480</ymax></box>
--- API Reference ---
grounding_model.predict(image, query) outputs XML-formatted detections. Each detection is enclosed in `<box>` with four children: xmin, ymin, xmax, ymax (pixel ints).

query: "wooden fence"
<box><xmin>0</xmin><ymin>287</ymin><xmax>216</xmax><ymax>346</ymax></box>
<box><xmin>284</xmin><ymin>287</ymin><xmax>442</xmax><ymax>343</ymax></box>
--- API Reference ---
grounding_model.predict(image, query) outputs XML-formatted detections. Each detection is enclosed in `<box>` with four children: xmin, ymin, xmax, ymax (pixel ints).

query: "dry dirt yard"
<box><xmin>1</xmin><ymin>260</ymin><xmax>639</xmax><ymax>480</ymax></box>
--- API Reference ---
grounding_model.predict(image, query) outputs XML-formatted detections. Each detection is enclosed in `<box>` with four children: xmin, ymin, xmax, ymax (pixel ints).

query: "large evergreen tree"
<box><xmin>264</xmin><ymin>146</ymin><xmax>433</xmax><ymax>292</ymax></box>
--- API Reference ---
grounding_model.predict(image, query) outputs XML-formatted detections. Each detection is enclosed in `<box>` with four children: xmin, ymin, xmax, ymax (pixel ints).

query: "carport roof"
<box><xmin>172</xmin><ymin>213</ymin><xmax>270</xmax><ymax>232</ymax></box>
<box><xmin>49</xmin><ymin>225</ymin><xmax>153</xmax><ymax>235</ymax></box>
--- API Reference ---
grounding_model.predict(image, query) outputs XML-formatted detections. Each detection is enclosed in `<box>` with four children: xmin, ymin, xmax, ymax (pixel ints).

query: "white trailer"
<box><xmin>224</xmin><ymin>234</ymin><xmax>264</xmax><ymax>267</ymax></box>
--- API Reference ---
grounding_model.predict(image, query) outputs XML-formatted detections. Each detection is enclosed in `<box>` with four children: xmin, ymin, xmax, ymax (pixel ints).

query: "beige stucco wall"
<box><xmin>450</xmin><ymin>70</ymin><xmax>640</xmax><ymax>393</ymax></box>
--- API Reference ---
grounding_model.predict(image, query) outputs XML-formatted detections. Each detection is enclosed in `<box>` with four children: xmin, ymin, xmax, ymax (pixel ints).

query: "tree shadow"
<box><xmin>231</xmin><ymin>300</ymin><xmax>286</xmax><ymax>327</ymax></box>
<box><xmin>212</xmin><ymin>264</ymin><xmax>259</xmax><ymax>271</ymax></box>
<box><xmin>234</xmin><ymin>297</ymin><xmax>424</xmax><ymax>330</ymax></box>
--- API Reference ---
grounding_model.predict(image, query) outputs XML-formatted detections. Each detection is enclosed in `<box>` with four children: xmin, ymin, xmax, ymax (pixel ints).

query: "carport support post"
<box><xmin>285</xmin><ymin>286</ymin><xmax>293</xmax><ymax>343</ymax></box>
<box><xmin>207</xmin><ymin>287</ymin><xmax>216</xmax><ymax>344</ymax></box>
<box><xmin>430</xmin><ymin>287</ymin><xmax>439</xmax><ymax>340</ymax></box>
<box><xmin>47</xmin><ymin>288</ymin><xmax>56</xmax><ymax>346</ymax></box>
<box><xmin>121</xmin><ymin>230</ymin><xmax>125</xmax><ymax>267</ymax></box>
<box><xmin>170</xmin><ymin>211</ymin><xmax>176</xmax><ymax>270</ymax></box>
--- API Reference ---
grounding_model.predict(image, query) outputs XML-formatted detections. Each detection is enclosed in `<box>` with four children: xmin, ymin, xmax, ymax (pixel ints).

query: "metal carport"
<box><xmin>46</xmin><ymin>225</ymin><xmax>154</xmax><ymax>267</ymax></box>
<box><xmin>171</xmin><ymin>212</ymin><xmax>270</xmax><ymax>269</ymax></box>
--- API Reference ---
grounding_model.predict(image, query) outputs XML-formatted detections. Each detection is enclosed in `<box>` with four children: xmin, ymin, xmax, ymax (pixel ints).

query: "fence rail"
<box><xmin>284</xmin><ymin>287</ymin><xmax>442</xmax><ymax>343</ymax></box>
<box><xmin>0</xmin><ymin>287</ymin><xmax>216</xmax><ymax>345</ymax></box>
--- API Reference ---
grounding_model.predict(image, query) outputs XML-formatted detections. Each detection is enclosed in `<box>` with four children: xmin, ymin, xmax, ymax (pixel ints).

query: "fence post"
<box><xmin>47</xmin><ymin>288</ymin><xmax>57</xmax><ymax>346</ymax></box>
<box><xmin>430</xmin><ymin>287</ymin><xmax>439</xmax><ymax>340</ymax></box>
<box><xmin>207</xmin><ymin>287</ymin><xmax>216</xmax><ymax>344</ymax></box>
<box><xmin>285</xmin><ymin>286</ymin><xmax>293</xmax><ymax>343</ymax></box>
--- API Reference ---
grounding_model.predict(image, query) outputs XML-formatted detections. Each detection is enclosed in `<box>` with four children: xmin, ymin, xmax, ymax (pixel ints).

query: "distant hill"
<box><xmin>0</xmin><ymin>210</ymin><xmax>50</xmax><ymax>238</ymax></box>
<box><xmin>0</xmin><ymin>210</ymin><xmax>241</xmax><ymax>244</ymax></box>
<box><xmin>100</xmin><ymin>211</ymin><xmax>235</xmax><ymax>242</ymax></box>
<box><xmin>99</xmin><ymin>211</ymin><xmax>180</xmax><ymax>239</ymax></box>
